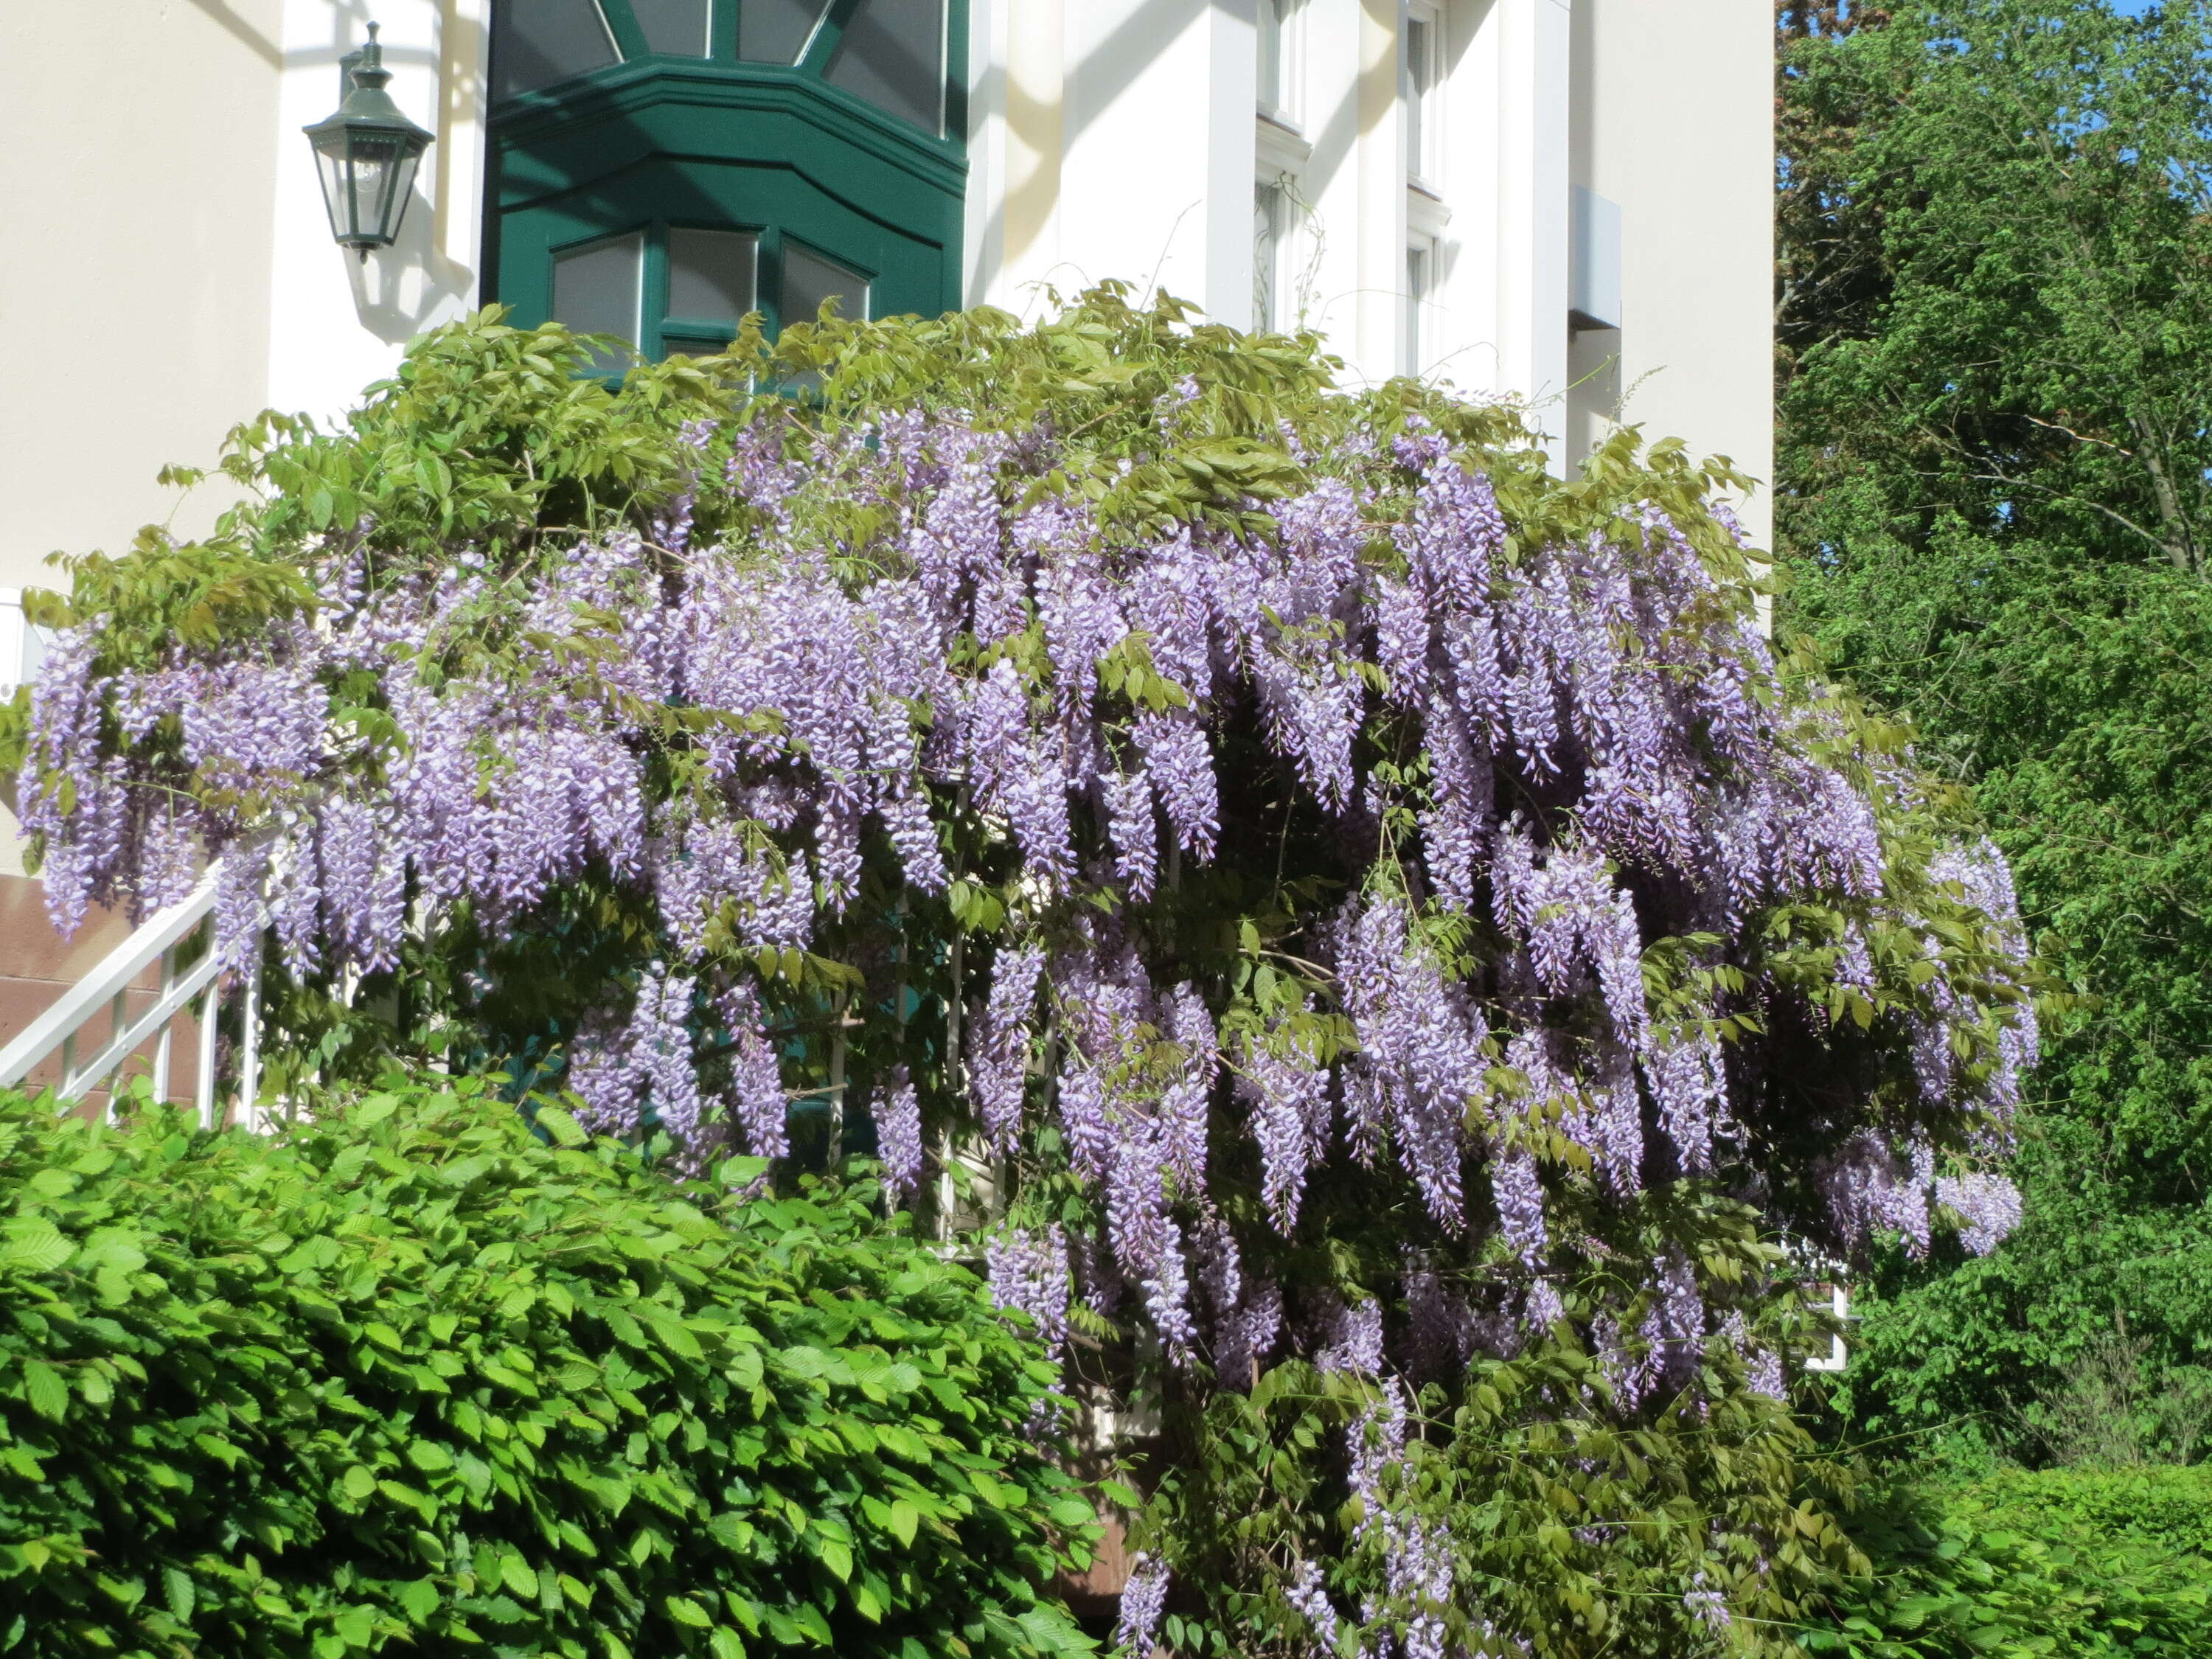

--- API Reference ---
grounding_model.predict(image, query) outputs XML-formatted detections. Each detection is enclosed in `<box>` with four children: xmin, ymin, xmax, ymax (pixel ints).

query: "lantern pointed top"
<box><xmin>316</xmin><ymin>20</ymin><xmax>428</xmax><ymax>138</ymax></box>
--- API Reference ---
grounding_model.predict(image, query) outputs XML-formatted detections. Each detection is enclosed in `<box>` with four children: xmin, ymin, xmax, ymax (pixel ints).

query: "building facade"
<box><xmin>0</xmin><ymin>0</ymin><xmax>1771</xmax><ymax>884</ymax></box>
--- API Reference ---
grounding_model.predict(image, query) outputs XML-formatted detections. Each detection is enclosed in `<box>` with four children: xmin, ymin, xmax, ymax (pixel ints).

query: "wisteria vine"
<box><xmin>7</xmin><ymin>298</ymin><xmax>2039</xmax><ymax>1657</ymax></box>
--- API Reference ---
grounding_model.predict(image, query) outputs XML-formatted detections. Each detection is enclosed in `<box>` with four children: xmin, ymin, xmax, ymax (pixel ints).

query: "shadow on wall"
<box><xmin>348</xmin><ymin>209</ymin><xmax>479</xmax><ymax>344</ymax></box>
<box><xmin>185</xmin><ymin>0</ymin><xmax>286</xmax><ymax>68</ymax></box>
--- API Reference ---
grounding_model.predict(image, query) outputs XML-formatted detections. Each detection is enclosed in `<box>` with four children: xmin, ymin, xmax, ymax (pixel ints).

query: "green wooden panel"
<box><xmin>497</xmin><ymin>154</ymin><xmax>951</xmax><ymax>352</ymax></box>
<box><xmin>486</xmin><ymin>0</ymin><xmax>965</xmax><ymax>357</ymax></box>
<box><xmin>493</xmin><ymin>75</ymin><xmax>961</xmax><ymax>221</ymax></box>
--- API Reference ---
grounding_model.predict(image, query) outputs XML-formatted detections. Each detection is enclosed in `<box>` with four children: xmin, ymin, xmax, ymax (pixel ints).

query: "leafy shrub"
<box><xmin>1798</xmin><ymin>1467</ymin><xmax>2212</xmax><ymax>1658</ymax></box>
<box><xmin>0</xmin><ymin>1077</ymin><xmax>1096</xmax><ymax>1659</ymax></box>
<box><xmin>1150</xmin><ymin>1305</ymin><xmax>1860</xmax><ymax>1659</ymax></box>
<box><xmin>1822</xmin><ymin>1124</ymin><xmax>2212</xmax><ymax>1467</ymax></box>
<box><xmin>1777</xmin><ymin>0</ymin><xmax>2212</xmax><ymax>1476</ymax></box>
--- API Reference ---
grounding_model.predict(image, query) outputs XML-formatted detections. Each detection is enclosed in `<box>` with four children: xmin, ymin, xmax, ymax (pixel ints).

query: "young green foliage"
<box><xmin>1777</xmin><ymin>0</ymin><xmax>2212</xmax><ymax>1460</ymax></box>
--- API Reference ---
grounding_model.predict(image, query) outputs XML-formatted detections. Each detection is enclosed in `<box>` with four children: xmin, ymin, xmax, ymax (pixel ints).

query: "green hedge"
<box><xmin>0</xmin><ymin>1078</ymin><xmax>1096</xmax><ymax>1659</ymax></box>
<box><xmin>1801</xmin><ymin>1465</ymin><xmax>2212</xmax><ymax>1658</ymax></box>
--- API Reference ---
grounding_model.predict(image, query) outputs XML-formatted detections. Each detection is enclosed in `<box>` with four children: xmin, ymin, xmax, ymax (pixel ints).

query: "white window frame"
<box><xmin>1254</xmin><ymin>181</ymin><xmax>1287</xmax><ymax>334</ymax></box>
<box><xmin>0</xmin><ymin>590</ymin><xmax>24</xmax><ymax>692</ymax></box>
<box><xmin>1257</xmin><ymin>0</ymin><xmax>1305</xmax><ymax>129</ymax></box>
<box><xmin>1401</xmin><ymin>1</ymin><xmax>1443</xmax><ymax>192</ymax></box>
<box><xmin>1405</xmin><ymin>236</ymin><xmax>1438</xmax><ymax>376</ymax></box>
<box><xmin>0</xmin><ymin>588</ymin><xmax>51</xmax><ymax>695</ymax></box>
<box><xmin>1255</xmin><ymin>101</ymin><xmax>1314</xmax><ymax>335</ymax></box>
<box><xmin>1804</xmin><ymin>1283</ymin><xmax>1852</xmax><ymax>1372</ymax></box>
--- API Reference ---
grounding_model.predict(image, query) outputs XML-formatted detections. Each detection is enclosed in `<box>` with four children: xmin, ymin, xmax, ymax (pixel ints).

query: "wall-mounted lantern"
<box><xmin>304</xmin><ymin>23</ymin><xmax>434</xmax><ymax>260</ymax></box>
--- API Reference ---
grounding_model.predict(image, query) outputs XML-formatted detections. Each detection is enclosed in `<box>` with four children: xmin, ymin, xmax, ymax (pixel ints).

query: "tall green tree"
<box><xmin>1777</xmin><ymin>0</ymin><xmax>2212</xmax><ymax>1457</ymax></box>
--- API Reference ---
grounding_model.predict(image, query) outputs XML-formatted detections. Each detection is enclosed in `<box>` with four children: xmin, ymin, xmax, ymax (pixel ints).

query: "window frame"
<box><xmin>776</xmin><ymin>234</ymin><xmax>874</xmax><ymax>331</ymax></box>
<box><xmin>492</xmin><ymin>0</ymin><xmax>964</xmax><ymax>142</ymax></box>
<box><xmin>661</xmin><ymin>222</ymin><xmax>765</xmax><ymax>352</ymax></box>
<box><xmin>1256</xmin><ymin>0</ymin><xmax>1304</xmax><ymax>129</ymax></box>
<box><xmin>549</xmin><ymin>224</ymin><xmax>648</xmax><ymax>368</ymax></box>
<box><xmin>1405</xmin><ymin>235</ymin><xmax>1436</xmax><ymax>377</ymax></box>
<box><xmin>1253</xmin><ymin>178</ymin><xmax>1287</xmax><ymax>334</ymax></box>
<box><xmin>538</xmin><ymin>215</ymin><xmax>888</xmax><ymax>363</ymax></box>
<box><xmin>1401</xmin><ymin>1</ymin><xmax>1442</xmax><ymax>193</ymax></box>
<box><xmin>485</xmin><ymin>0</ymin><xmax>965</xmax><ymax>359</ymax></box>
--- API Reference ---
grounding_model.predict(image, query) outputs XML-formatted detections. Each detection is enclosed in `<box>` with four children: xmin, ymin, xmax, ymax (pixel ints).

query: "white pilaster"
<box><xmin>1491</xmin><ymin>0</ymin><xmax>1573</xmax><ymax>445</ymax></box>
<box><xmin>1352</xmin><ymin>0</ymin><xmax>1406</xmax><ymax>383</ymax></box>
<box><xmin>1055</xmin><ymin>0</ymin><xmax>1257</xmax><ymax>323</ymax></box>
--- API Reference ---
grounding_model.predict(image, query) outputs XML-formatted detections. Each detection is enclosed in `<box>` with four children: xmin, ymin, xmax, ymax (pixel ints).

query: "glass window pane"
<box><xmin>552</xmin><ymin>229</ymin><xmax>644</xmax><ymax>370</ymax></box>
<box><xmin>668</xmin><ymin>228</ymin><xmax>759</xmax><ymax>322</ymax></box>
<box><xmin>824</xmin><ymin>0</ymin><xmax>944</xmax><ymax>133</ymax></box>
<box><xmin>632</xmin><ymin>0</ymin><xmax>711</xmax><ymax>55</ymax></box>
<box><xmin>493</xmin><ymin>0</ymin><xmax>622</xmax><ymax>100</ymax></box>
<box><xmin>740</xmin><ymin>0</ymin><xmax>834</xmax><ymax>63</ymax></box>
<box><xmin>780</xmin><ymin>243</ymin><xmax>869</xmax><ymax>327</ymax></box>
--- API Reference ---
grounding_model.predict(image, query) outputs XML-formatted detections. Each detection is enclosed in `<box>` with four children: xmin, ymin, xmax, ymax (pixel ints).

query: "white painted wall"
<box><xmin>965</xmin><ymin>0</ymin><xmax>1733</xmax><ymax>464</ymax></box>
<box><xmin>1058</xmin><ymin>0</ymin><xmax>1260</xmax><ymax>329</ymax></box>
<box><xmin>1484</xmin><ymin>0</ymin><xmax>1573</xmax><ymax>440</ymax></box>
<box><xmin>0</xmin><ymin>1</ymin><xmax>287</xmax><ymax>594</ymax></box>
<box><xmin>1569</xmin><ymin>0</ymin><xmax>1774</xmax><ymax>548</ymax></box>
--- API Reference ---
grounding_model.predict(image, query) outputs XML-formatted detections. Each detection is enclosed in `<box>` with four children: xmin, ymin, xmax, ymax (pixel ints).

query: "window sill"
<box><xmin>1407</xmin><ymin>182</ymin><xmax>1450</xmax><ymax>238</ymax></box>
<box><xmin>1256</xmin><ymin>110</ymin><xmax>1312</xmax><ymax>173</ymax></box>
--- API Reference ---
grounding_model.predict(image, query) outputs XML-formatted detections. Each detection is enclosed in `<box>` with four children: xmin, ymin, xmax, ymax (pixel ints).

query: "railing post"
<box><xmin>240</xmin><ymin>957</ymin><xmax>262</xmax><ymax>1132</ymax></box>
<box><xmin>153</xmin><ymin>945</ymin><xmax>176</xmax><ymax>1103</ymax></box>
<box><xmin>102</xmin><ymin>988</ymin><xmax>129</xmax><ymax>1122</ymax></box>
<box><xmin>828</xmin><ymin>1009</ymin><xmax>849</xmax><ymax>1166</ymax></box>
<box><xmin>195</xmin><ymin>983</ymin><xmax>219</xmax><ymax>1132</ymax></box>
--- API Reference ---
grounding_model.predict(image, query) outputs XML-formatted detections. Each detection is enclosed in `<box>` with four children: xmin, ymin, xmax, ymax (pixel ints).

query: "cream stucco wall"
<box><xmin>0</xmin><ymin>1</ymin><xmax>487</xmax><ymax>603</ymax></box>
<box><xmin>0</xmin><ymin>1</ymin><xmax>287</xmax><ymax>593</ymax></box>
<box><xmin>1568</xmin><ymin>0</ymin><xmax>1774</xmax><ymax>549</ymax></box>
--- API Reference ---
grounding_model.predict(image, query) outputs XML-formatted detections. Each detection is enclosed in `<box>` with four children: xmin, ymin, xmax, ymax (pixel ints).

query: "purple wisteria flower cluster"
<box><xmin>16</xmin><ymin>346</ymin><xmax>2040</xmax><ymax>1651</ymax></box>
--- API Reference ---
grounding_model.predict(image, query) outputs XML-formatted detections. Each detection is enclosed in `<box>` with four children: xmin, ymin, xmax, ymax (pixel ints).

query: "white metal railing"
<box><xmin>0</xmin><ymin>860</ymin><xmax>264</xmax><ymax>1128</ymax></box>
<box><xmin>1803</xmin><ymin>1281</ymin><xmax>1853</xmax><ymax>1372</ymax></box>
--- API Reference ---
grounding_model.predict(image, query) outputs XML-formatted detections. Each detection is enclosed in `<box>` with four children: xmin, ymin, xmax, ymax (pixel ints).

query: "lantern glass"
<box><xmin>361</xmin><ymin>135</ymin><xmax>417</xmax><ymax>241</ymax></box>
<box><xmin>313</xmin><ymin>142</ymin><xmax>355</xmax><ymax>240</ymax></box>
<box><xmin>316</xmin><ymin>131</ymin><xmax>424</xmax><ymax>248</ymax></box>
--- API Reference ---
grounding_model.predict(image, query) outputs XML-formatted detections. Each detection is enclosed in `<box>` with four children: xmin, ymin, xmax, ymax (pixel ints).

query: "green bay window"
<box><xmin>486</xmin><ymin>0</ymin><xmax>964</xmax><ymax>357</ymax></box>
